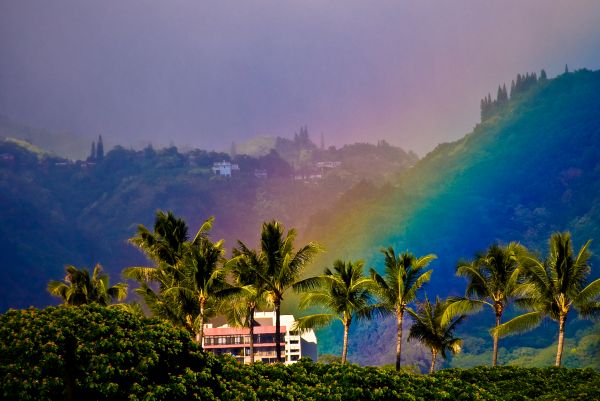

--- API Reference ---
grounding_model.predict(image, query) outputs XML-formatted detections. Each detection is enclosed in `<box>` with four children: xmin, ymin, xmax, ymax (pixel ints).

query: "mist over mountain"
<box><xmin>0</xmin><ymin>126</ymin><xmax>415</xmax><ymax>312</ymax></box>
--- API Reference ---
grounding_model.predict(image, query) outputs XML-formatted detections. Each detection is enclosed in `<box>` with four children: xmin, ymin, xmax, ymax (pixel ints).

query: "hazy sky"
<box><xmin>2</xmin><ymin>1</ymin><xmax>600</xmax><ymax>155</ymax></box>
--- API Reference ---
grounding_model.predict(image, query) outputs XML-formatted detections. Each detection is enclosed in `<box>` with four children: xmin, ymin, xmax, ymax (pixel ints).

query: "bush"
<box><xmin>1</xmin><ymin>306</ymin><xmax>599</xmax><ymax>400</ymax></box>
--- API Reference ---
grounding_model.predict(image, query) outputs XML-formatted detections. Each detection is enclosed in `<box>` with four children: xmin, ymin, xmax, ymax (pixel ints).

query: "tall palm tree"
<box><xmin>294</xmin><ymin>260</ymin><xmax>375</xmax><ymax>364</ymax></box>
<box><xmin>163</xmin><ymin>235</ymin><xmax>234</xmax><ymax>347</ymax></box>
<box><xmin>407</xmin><ymin>296</ymin><xmax>465</xmax><ymax>374</ymax></box>
<box><xmin>129</xmin><ymin>210</ymin><xmax>190</xmax><ymax>267</ymax></box>
<box><xmin>124</xmin><ymin>213</ymin><xmax>232</xmax><ymax>347</ymax></box>
<box><xmin>229</xmin><ymin>243</ymin><xmax>269</xmax><ymax>363</ymax></box>
<box><xmin>248</xmin><ymin>220</ymin><xmax>321</xmax><ymax>362</ymax></box>
<box><xmin>370</xmin><ymin>247</ymin><xmax>436</xmax><ymax>371</ymax></box>
<box><xmin>48</xmin><ymin>264</ymin><xmax>128</xmax><ymax>306</ymax></box>
<box><xmin>494</xmin><ymin>232</ymin><xmax>600</xmax><ymax>366</ymax></box>
<box><xmin>449</xmin><ymin>242</ymin><xmax>526</xmax><ymax>366</ymax></box>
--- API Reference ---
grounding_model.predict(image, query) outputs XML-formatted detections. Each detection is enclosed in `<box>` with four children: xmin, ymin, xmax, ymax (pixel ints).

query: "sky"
<box><xmin>1</xmin><ymin>1</ymin><xmax>600</xmax><ymax>156</ymax></box>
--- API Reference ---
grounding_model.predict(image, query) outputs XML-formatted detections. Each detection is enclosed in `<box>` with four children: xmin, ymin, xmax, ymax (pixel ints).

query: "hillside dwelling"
<box><xmin>254</xmin><ymin>168</ymin><xmax>268</xmax><ymax>179</ymax></box>
<box><xmin>315</xmin><ymin>161</ymin><xmax>342</xmax><ymax>169</ymax></box>
<box><xmin>203</xmin><ymin>311</ymin><xmax>318</xmax><ymax>364</ymax></box>
<box><xmin>212</xmin><ymin>161</ymin><xmax>239</xmax><ymax>177</ymax></box>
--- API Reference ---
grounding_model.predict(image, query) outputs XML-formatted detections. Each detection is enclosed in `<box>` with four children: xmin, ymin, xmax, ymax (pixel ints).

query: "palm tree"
<box><xmin>163</xmin><ymin>235</ymin><xmax>234</xmax><ymax>347</ymax></box>
<box><xmin>124</xmin><ymin>213</ymin><xmax>232</xmax><ymax>347</ymax></box>
<box><xmin>494</xmin><ymin>232</ymin><xmax>600</xmax><ymax>366</ymax></box>
<box><xmin>48</xmin><ymin>264</ymin><xmax>127</xmax><ymax>306</ymax></box>
<box><xmin>407</xmin><ymin>296</ymin><xmax>465</xmax><ymax>374</ymax></box>
<box><xmin>129</xmin><ymin>210</ymin><xmax>190</xmax><ymax>267</ymax></box>
<box><xmin>370</xmin><ymin>247</ymin><xmax>436</xmax><ymax>371</ymax></box>
<box><xmin>123</xmin><ymin>211</ymin><xmax>195</xmax><ymax>328</ymax></box>
<box><xmin>229</xmin><ymin>243</ymin><xmax>269</xmax><ymax>363</ymax></box>
<box><xmin>449</xmin><ymin>242</ymin><xmax>526</xmax><ymax>366</ymax></box>
<box><xmin>247</xmin><ymin>220</ymin><xmax>321</xmax><ymax>362</ymax></box>
<box><xmin>294</xmin><ymin>260</ymin><xmax>375</xmax><ymax>364</ymax></box>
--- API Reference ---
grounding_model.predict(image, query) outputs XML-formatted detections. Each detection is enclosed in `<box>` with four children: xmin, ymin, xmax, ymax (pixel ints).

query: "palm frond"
<box><xmin>492</xmin><ymin>311</ymin><xmax>543</xmax><ymax>338</ymax></box>
<box><xmin>292</xmin><ymin>313</ymin><xmax>336</xmax><ymax>331</ymax></box>
<box><xmin>573</xmin><ymin>278</ymin><xmax>600</xmax><ymax>306</ymax></box>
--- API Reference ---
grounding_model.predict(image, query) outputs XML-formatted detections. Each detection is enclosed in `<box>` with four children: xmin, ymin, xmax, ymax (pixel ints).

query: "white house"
<box><xmin>212</xmin><ymin>161</ymin><xmax>239</xmax><ymax>177</ymax></box>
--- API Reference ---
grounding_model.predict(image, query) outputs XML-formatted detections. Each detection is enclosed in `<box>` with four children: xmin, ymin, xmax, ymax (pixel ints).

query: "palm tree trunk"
<box><xmin>429</xmin><ymin>349</ymin><xmax>437</xmax><ymax>374</ymax></box>
<box><xmin>555</xmin><ymin>313</ymin><xmax>566</xmax><ymax>367</ymax></box>
<box><xmin>249</xmin><ymin>305</ymin><xmax>255</xmax><ymax>364</ymax></box>
<box><xmin>492</xmin><ymin>313</ymin><xmax>501</xmax><ymax>367</ymax></box>
<box><xmin>275</xmin><ymin>299</ymin><xmax>282</xmax><ymax>363</ymax></box>
<box><xmin>395</xmin><ymin>308</ymin><xmax>404</xmax><ymax>371</ymax></box>
<box><xmin>197</xmin><ymin>297</ymin><xmax>206</xmax><ymax>351</ymax></box>
<box><xmin>342</xmin><ymin>319</ymin><xmax>351</xmax><ymax>364</ymax></box>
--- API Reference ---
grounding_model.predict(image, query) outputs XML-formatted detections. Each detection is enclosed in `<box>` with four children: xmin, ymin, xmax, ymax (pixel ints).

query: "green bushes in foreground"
<box><xmin>1</xmin><ymin>305</ymin><xmax>599</xmax><ymax>401</ymax></box>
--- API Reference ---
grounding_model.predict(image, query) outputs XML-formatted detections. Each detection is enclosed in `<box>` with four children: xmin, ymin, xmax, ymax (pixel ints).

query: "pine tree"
<box><xmin>89</xmin><ymin>141</ymin><xmax>96</xmax><ymax>162</ymax></box>
<box><xmin>96</xmin><ymin>135</ymin><xmax>104</xmax><ymax>161</ymax></box>
<box><xmin>564</xmin><ymin>64</ymin><xmax>569</xmax><ymax>74</ymax></box>
<box><xmin>540</xmin><ymin>69</ymin><xmax>548</xmax><ymax>81</ymax></box>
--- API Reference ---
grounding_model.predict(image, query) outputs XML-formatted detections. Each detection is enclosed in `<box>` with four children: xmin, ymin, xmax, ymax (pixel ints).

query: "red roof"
<box><xmin>204</xmin><ymin>325</ymin><xmax>286</xmax><ymax>336</ymax></box>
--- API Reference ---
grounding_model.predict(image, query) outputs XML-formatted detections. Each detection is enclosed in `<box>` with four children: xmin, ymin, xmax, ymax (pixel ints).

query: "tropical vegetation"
<box><xmin>407</xmin><ymin>296</ymin><xmax>466</xmax><ymax>373</ymax></box>
<box><xmin>294</xmin><ymin>260</ymin><xmax>375</xmax><ymax>364</ymax></box>
<box><xmin>449</xmin><ymin>243</ymin><xmax>526</xmax><ymax>366</ymax></box>
<box><xmin>3</xmin><ymin>305</ymin><xmax>600</xmax><ymax>401</ymax></box>
<box><xmin>494</xmin><ymin>232</ymin><xmax>600</xmax><ymax>366</ymax></box>
<box><xmin>122</xmin><ymin>212</ymin><xmax>234</xmax><ymax>347</ymax></box>
<box><xmin>47</xmin><ymin>264</ymin><xmax>127</xmax><ymax>306</ymax></box>
<box><xmin>234</xmin><ymin>220</ymin><xmax>321</xmax><ymax>362</ymax></box>
<box><xmin>370</xmin><ymin>248</ymin><xmax>436</xmax><ymax>370</ymax></box>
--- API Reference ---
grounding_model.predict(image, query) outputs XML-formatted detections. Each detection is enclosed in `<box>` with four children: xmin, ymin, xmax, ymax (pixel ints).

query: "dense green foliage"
<box><xmin>2</xmin><ymin>305</ymin><xmax>599</xmax><ymax>401</ymax></box>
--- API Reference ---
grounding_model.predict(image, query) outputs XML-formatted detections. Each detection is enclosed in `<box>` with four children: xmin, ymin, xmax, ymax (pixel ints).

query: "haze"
<box><xmin>1</xmin><ymin>1</ymin><xmax>600</xmax><ymax>155</ymax></box>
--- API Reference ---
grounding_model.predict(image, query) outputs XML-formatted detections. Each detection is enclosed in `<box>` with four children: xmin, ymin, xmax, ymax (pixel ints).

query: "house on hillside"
<box><xmin>315</xmin><ymin>161</ymin><xmax>342</xmax><ymax>169</ymax></box>
<box><xmin>203</xmin><ymin>311</ymin><xmax>318</xmax><ymax>364</ymax></box>
<box><xmin>254</xmin><ymin>168</ymin><xmax>268</xmax><ymax>179</ymax></box>
<box><xmin>212</xmin><ymin>161</ymin><xmax>239</xmax><ymax>177</ymax></box>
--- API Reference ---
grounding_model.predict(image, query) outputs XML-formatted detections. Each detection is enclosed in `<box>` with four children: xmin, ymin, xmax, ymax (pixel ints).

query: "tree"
<box><xmin>407</xmin><ymin>296</ymin><xmax>465</xmax><ymax>373</ymax></box>
<box><xmin>48</xmin><ymin>264</ymin><xmax>127</xmax><ymax>306</ymax></box>
<box><xmin>294</xmin><ymin>260</ymin><xmax>375</xmax><ymax>364</ymax></box>
<box><xmin>370</xmin><ymin>247</ymin><xmax>436</xmax><ymax>370</ymax></box>
<box><xmin>494</xmin><ymin>232</ymin><xmax>600</xmax><ymax>366</ymax></box>
<box><xmin>245</xmin><ymin>220</ymin><xmax>321</xmax><ymax>362</ymax></box>
<box><xmin>164</xmin><ymin>231</ymin><xmax>233</xmax><ymax>347</ymax></box>
<box><xmin>89</xmin><ymin>141</ymin><xmax>96</xmax><ymax>162</ymax></box>
<box><xmin>96</xmin><ymin>135</ymin><xmax>104</xmax><ymax>161</ymax></box>
<box><xmin>229</xmin><ymin>243</ymin><xmax>270</xmax><ymax>363</ymax></box>
<box><xmin>450</xmin><ymin>243</ymin><xmax>526</xmax><ymax>366</ymax></box>
<box><xmin>124</xmin><ymin>212</ymin><xmax>231</xmax><ymax>347</ymax></box>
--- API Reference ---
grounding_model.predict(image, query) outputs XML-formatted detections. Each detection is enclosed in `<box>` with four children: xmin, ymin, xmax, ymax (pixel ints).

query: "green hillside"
<box><xmin>304</xmin><ymin>69</ymin><xmax>600</xmax><ymax>366</ymax></box>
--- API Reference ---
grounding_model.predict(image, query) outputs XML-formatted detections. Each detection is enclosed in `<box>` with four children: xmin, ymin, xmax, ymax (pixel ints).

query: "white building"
<box><xmin>203</xmin><ymin>311</ymin><xmax>318</xmax><ymax>364</ymax></box>
<box><xmin>315</xmin><ymin>161</ymin><xmax>342</xmax><ymax>169</ymax></box>
<box><xmin>212</xmin><ymin>161</ymin><xmax>239</xmax><ymax>177</ymax></box>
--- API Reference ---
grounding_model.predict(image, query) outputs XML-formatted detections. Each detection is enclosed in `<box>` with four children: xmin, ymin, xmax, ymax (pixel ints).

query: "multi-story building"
<box><xmin>203</xmin><ymin>311</ymin><xmax>317</xmax><ymax>364</ymax></box>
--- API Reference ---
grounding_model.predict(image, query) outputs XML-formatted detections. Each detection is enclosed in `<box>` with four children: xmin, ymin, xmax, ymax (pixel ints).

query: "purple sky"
<box><xmin>1</xmin><ymin>1</ymin><xmax>600</xmax><ymax>155</ymax></box>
